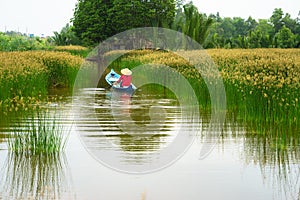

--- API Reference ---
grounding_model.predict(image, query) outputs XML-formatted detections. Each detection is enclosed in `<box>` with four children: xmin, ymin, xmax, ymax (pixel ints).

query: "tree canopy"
<box><xmin>72</xmin><ymin>0</ymin><xmax>176</xmax><ymax>46</ymax></box>
<box><xmin>206</xmin><ymin>8</ymin><xmax>300</xmax><ymax>48</ymax></box>
<box><xmin>69</xmin><ymin>0</ymin><xmax>300</xmax><ymax>48</ymax></box>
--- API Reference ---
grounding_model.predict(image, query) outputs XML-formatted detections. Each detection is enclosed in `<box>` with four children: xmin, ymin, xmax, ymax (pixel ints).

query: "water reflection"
<box><xmin>75</xmin><ymin>88</ymin><xmax>181</xmax><ymax>152</ymax></box>
<box><xmin>220</xmin><ymin>115</ymin><xmax>300</xmax><ymax>200</ymax></box>
<box><xmin>72</xmin><ymin>87</ymin><xmax>199</xmax><ymax>173</ymax></box>
<box><xmin>0</xmin><ymin>134</ymin><xmax>7</xmax><ymax>144</ymax></box>
<box><xmin>0</xmin><ymin>86</ymin><xmax>299</xmax><ymax>199</ymax></box>
<box><xmin>0</xmin><ymin>152</ymin><xmax>74</xmax><ymax>199</ymax></box>
<box><xmin>242</xmin><ymin>126</ymin><xmax>300</xmax><ymax>200</ymax></box>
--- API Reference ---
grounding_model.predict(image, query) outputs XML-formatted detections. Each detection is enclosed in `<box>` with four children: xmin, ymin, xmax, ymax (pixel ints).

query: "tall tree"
<box><xmin>52</xmin><ymin>24</ymin><xmax>80</xmax><ymax>46</ymax></box>
<box><xmin>176</xmin><ymin>3</ymin><xmax>214</xmax><ymax>46</ymax></box>
<box><xmin>254</xmin><ymin>19</ymin><xmax>274</xmax><ymax>47</ymax></box>
<box><xmin>282</xmin><ymin>13</ymin><xmax>298</xmax><ymax>34</ymax></box>
<box><xmin>219</xmin><ymin>17</ymin><xmax>235</xmax><ymax>39</ymax></box>
<box><xmin>72</xmin><ymin>0</ymin><xmax>175</xmax><ymax>46</ymax></box>
<box><xmin>72</xmin><ymin>0</ymin><xmax>114</xmax><ymax>46</ymax></box>
<box><xmin>245</xmin><ymin>16</ymin><xmax>258</xmax><ymax>33</ymax></box>
<box><xmin>232</xmin><ymin>17</ymin><xmax>247</xmax><ymax>37</ymax></box>
<box><xmin>270</xmin><ymin>8</ymin><xmax>284</xmax><ymax>33</ymax></box>
<box><xmin>111</xmin><ymin>0</ymin><xmax>175</xmax><ymax>30</ymax></box>
<box><xmin>275</xmin><ymin>25</ymin><xmax>295</xmax><ymax>48</ymax></box>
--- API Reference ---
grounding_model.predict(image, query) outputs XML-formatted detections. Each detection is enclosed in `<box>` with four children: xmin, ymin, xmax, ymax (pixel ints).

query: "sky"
<box><xmin>0</xmin><ymin>0</ymin><xmax>299</xmax><ymax>37</ymax></box>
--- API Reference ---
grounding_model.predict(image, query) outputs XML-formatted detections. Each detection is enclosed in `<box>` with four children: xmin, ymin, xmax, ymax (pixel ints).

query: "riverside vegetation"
<box><xmin>0</xmin><ymin>49</ymin><xmax>84</xmax><ymax>114</ymax></box>
<box><xmin>1</xmin><ymin>47</ymin><xmax>299</xmax><ymax>153</ymax></box>
<box><xmin>0</xmin><ymin>47</ymin><xmax>299</xmax><ymax>199</ymax></box>
<box><xmin>105</xmin><ymin>48</ymin><xmax>300</xmax><ymax>140</ymax></box>
<box><xmin>0</xmin><ymin>46</ymin><xmax>85</xmax><ymax>153</ymax></box>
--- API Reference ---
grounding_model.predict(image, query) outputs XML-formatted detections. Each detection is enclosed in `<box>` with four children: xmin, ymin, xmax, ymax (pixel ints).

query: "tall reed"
<box><xmin>106</xmin><ymin>49</ymin><xmax>300</xmax><ymax>133</ymax></box>
<box><xmin>0</xmin><ymin>51</ymin><xmax>83</xmax><ymax>114</ymax></box>
<box><xmin>8</xmin><ymin>109</ymin><xmax>70</xmax><ymax>154</ymax></box>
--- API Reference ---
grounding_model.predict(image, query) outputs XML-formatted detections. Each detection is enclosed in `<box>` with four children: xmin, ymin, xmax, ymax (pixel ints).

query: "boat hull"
<box><xmin>111</xmin><ymin>85</ymin><xmax>135</xmax><ymax>94</ymax></box>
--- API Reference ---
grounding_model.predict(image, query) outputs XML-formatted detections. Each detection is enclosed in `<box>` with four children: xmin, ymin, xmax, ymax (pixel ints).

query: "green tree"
<box><xmin>255</xmin><ymin>19</ymin><xmax>274</xmax><ymax>47</ymax></box>
<box><xmin>270</xmin><ymin>8</ymin><xmax>284</xmax><ymax>33</ymax></box>
<box><xmin>219</xmin><ymin>17</ymin><xmax>235</xmax><ymax>39</ymax></box>
<box><xmin>275</xmin><ymin>25</ymin><xmax>295</xmax><ymax>48</ymax></box>
<box><xmin>72</xmin><ymin>0</ymin><xmax>175</xmax><ymax>46</ymax></box>
<box><xmin>111</xmin><ymin>0</ymin><xmax>175</xmax><ymax>30</ymax></box>
<box><xmin>176</xmin><ymin>3</ymin><xmax>214</xmax><ymax>46</ymax></box>
<box><xmin>52</xmin><ymin>24</ymin><xmax>80</xmax><ymax>45</ymax></box>
<box><xmin>282</xmin><ymin>13</ymin><xmax>299</xmax><ymax>34</ymax></box>
<box><xmin>232</xmin><ymin>17</ymin><xmax>247</xmax><ymax>37</ymax></box>
<box><xmin>0</xmin><ymin>31</ymin><xmax>50</xmax><ymax>51</ymax></box>
<box><xmin>245</xmin><ymin>16</ymin><xmax>258</xmax><ymax>33</ymax></box>
<box><xmin>72</xmin><ymin>0</ymin><xmax>114</xmax><ymax>46</ymax></box>
<box><xmin>248</xmin><ymin>29</ymin><xmax>263</xmax><ymax>48</ymax></box>
<box><xmin>295</xmin><ymin>34</ymin><xmax>300</xmax><ymax>47</ymax></box>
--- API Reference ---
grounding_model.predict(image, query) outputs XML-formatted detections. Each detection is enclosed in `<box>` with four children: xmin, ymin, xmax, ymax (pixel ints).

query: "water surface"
<box><xmin>0</xmin><ymin>88</ymin><xmax>299</xmax><ymax>200</ymax></box>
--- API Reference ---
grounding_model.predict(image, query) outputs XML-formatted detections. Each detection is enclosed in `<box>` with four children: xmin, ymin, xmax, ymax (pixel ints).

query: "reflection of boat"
<box><xmin>105</xmin><ymin>69</ymin><xmax>136</xmax><ymax>94</ymax></box>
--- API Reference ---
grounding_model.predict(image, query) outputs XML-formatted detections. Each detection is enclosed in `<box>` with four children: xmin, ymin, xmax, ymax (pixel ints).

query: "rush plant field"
<box><xmin>0</xmin><ymin>51</ymin><xmax>83</xmax><ymax>113</ymax></box>
<box><xmin>108</xmin><ymin>48</ymin><xmax>300</xmax><ymax>129</ymax></box>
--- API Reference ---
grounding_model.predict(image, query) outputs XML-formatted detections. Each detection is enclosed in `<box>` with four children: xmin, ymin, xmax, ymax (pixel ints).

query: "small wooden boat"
<box><xmin>105</xmin><ymin>69</ymin><xmax>136</xmax><ymax>94</ymax></box>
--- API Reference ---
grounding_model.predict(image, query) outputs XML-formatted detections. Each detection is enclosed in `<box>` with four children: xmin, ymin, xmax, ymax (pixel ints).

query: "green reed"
<box><xmin>0</xmin><ymin>51</ymin><xmax>83</xmax><ymax>116</ymax></box>
<box><xmin>7</xmin><ymin>109</ymin><xmax>70</xmax><ymax>154</ymax></box>
<box><xmin>225</xmin><ymin>81</ymin><xmax>300</xmax><ymax>131</ymax></box>
<box><xmin>105</xmin><ymin>49</ymin><xmax>300</xmax><ymax>138</ymax></box>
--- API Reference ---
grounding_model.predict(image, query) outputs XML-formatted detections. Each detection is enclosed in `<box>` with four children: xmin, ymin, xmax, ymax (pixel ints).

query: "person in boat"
<box><xmin>113</xmin><ymin>68</ymin><xmax>132</xmax><ymax>88</ymax></box>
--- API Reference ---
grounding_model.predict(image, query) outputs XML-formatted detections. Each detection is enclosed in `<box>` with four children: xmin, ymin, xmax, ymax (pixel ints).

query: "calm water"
<box><xmin>0</xmin><ymin>88</ymin><xmax>299</xmax><ymax>200</ymax></box>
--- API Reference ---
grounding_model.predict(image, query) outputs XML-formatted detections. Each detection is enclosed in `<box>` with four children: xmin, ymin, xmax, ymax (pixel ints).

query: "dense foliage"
<box><xmin>0</xmin><ymin>32</ymin><xmax>51</xmax><ymax>51</ymax></box>
<box><xmin>52</xmin><ymin>24</ymin><xmax>81</xmax><ymax>46</ymax></box>
<box><xmin>172</xmin><ymin>3</ymin><xmax>213</xmax><ymax>45</ymax></box>
<box><xmin>206</xmin><ymin>8</ymin><xmax>300</xmax><ymax>48</ymax></box>
<box><xmin>72</xmin><ymin>0</ymin><xmax>176</xmax><ymax>46</ymax></box>
<box><xmin>71</xmin><ymin>0</ymin><xmax>300</xmax><ymax>48</ymax></box>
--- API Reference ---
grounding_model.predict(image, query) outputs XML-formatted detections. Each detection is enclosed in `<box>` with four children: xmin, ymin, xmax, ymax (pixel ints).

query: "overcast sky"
<box><xmin>0</xmin><ymin>0</ymin><xmax>299</xmax><ymax>37</ymax></box>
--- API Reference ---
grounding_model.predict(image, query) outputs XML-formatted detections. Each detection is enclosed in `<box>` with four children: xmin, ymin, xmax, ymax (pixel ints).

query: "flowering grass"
<box><xmin>107</xmin><ymin>49</ymin><xmax>300</xmax><ymax>134</ymax></box>
<box><xmin>0</xmin><ymin>51</ymin><xmax>83</xmax><ymax>113</ymax></box>
<box><xmin>53</xmin><ymin>45</ymin><xmax>90</xmax><ymax>57</ymax></box>
<box><xmin>208</xmin><ymin>49</ymin><xmax>300</xmax><ymax>126</ymax></box>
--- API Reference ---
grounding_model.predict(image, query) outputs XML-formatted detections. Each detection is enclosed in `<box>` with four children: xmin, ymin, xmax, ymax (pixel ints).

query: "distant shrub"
<box><xmin>0</xmin><ymin>32</ymin><xmax>51</xmax><ymax>51</ymax></box>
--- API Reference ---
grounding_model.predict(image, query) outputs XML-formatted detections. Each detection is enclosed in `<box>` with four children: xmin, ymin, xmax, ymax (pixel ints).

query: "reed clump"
<box><xmin>7</xmin><ymin>109</ymin><xmax>69</xmax><ymax>154</ymax></box>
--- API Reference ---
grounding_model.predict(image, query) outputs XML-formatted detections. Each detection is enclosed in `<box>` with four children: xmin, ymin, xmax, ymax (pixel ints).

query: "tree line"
<box><xmin>69</xmin><ymin>0</ymin><xmax>300</xmax><ymax>48</ymax></box>
<box><xmin>2</xmin><ymin>0</ymin><xmax>296</xmax><ymax>49</ymax></box>
<box><xmin>206</xmin><ymin>8</ymin><xmax>300</xmax><ymax>48</ymax></box>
